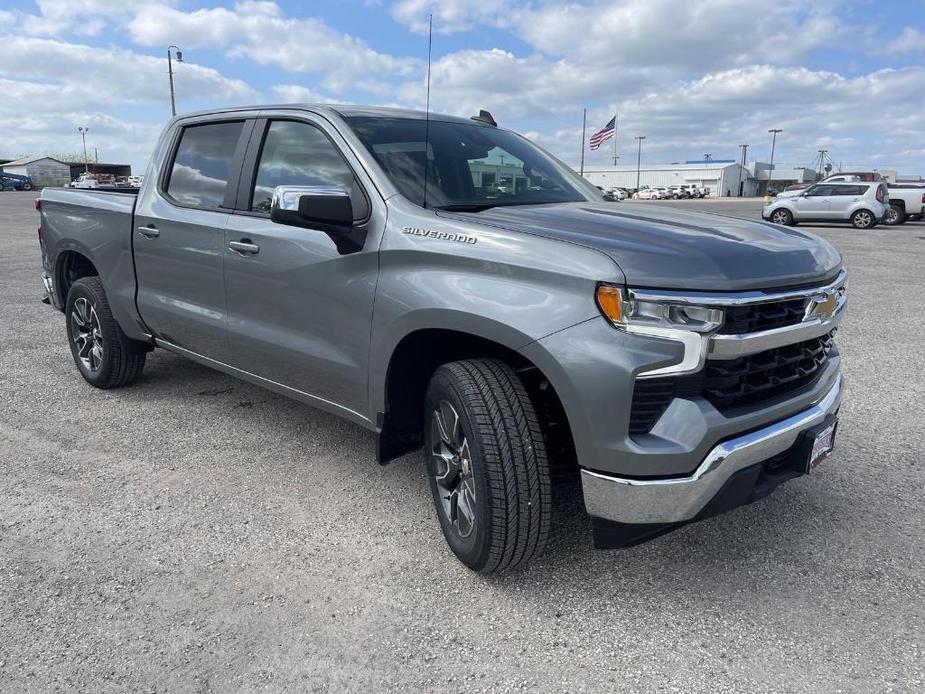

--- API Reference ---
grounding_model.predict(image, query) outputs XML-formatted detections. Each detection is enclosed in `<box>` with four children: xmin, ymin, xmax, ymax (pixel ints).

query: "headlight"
<box><xmin>596</xmin><ymin>284</ymin><xmax>724</xmax><ymax>333</ymax></box>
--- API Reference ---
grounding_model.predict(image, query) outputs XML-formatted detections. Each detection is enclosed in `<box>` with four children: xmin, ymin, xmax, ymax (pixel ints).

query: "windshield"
<box><xmin>344</xmin><ymin>116</ymin><xmax>599</xmax><ymax>210</ymax></box>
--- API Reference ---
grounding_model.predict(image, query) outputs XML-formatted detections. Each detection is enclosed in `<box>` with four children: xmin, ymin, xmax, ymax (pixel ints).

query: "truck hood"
<box><xmin>451</xmin><ymin>203</ymin><xmax>842</xmax><ymax>291</ymax></box>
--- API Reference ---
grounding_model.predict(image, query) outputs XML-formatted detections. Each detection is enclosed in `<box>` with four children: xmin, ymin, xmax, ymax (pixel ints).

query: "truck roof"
<box><xmin>173</xmin><ymin>103</ymin><xmax>480</xmax><ymax>126</ymax></box>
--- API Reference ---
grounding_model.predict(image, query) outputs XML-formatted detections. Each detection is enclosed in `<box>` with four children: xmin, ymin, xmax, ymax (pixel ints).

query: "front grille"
<box><xmin>717</xmin><ymin>298</ymin><xmax>807</xmax><ymax>334</ymax></box>
<box><xmin>629</xmin><ymin>331</ymin><xmax>836</xmax><ymax>435</ymax></box>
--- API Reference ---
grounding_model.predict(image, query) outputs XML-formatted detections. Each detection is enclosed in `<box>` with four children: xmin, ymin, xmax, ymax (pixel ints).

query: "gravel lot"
<box><xmin>2</xmin><ymin>191</ymin><xmax>922</xmax><ymax>692</ymax></box>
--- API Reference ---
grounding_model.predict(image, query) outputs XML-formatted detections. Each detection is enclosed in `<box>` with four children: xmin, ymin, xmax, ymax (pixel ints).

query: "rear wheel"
<box><xmin>851</xmin><ymin>209</ymin><xmax>876</xmax><ymax>229</ymax></box>
<box><xmin>424</xmin><ymin>359</ymin><xmax>551</xmax><ymax>573</ymax></box>
<box><xmin>65</xmin><ymin>277</ymin><xmax>148</xmax><ymax>388</ymax></box>
<box><xmin>769</xmin><ymin>208</ymin><xmax>793</xmax><ymax>226</ymax></box>
<box><xmin>883</xmin><ymin>205</ymin><xmax>905</xmax><ymax>226</ymax></box>
<box><xmin>21</xmin><ymin>182</ymin><xmax>33</xmax><ymax>191</ymax></box>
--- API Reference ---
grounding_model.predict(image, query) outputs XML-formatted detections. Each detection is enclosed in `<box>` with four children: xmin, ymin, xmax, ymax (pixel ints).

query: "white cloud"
<box><xmin>390</xmin><ymin>0</ymin><xmax>510</xmax><ymax>34</ymax></box>
<box><xmin>886</xmin><ymin>27</ymin><xmax>925</xmax><ymax>55</ymax></box>
<box><xmin>128</xmin><ymin>1</ymin><xmax>418</xmax><ymax>93</ymax></box>
<box><xmin>19</xmin><ymin>0</ymin><xmax>175</xmax><ymax>36</ymax></box>
<box><xmin>270</xmin><ymin>85</ymin><xmax>343</xmax><ymax>104</ymax></box>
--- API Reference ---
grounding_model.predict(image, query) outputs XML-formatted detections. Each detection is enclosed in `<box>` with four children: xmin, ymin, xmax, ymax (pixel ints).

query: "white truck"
<box><xmin>883</xmin><ymin>184</ymin><xmax>925</xmax><ymax>225</ymax></box>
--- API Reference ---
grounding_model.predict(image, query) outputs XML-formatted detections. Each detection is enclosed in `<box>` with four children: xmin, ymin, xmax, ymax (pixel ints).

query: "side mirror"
<box><xmin>271</xmin><ymin>185</ymin><xmax>353</xmax><ymax>231</ymax></box>
<box><xmin>270</xmin><ymin>185</ymin><xmax>366</xmax><ymax>255</ymax></box>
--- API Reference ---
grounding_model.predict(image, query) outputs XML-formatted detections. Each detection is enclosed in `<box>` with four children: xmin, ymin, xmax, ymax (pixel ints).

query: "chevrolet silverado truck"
<box><xmin>38</xmin><ymin>105</ymin><xmax>846</xmax><ymax>572</ymax></box>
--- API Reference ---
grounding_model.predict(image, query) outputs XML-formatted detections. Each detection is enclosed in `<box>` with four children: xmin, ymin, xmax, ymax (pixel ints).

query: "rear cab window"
<box><xmin>165</xmin><ymin>121</ymin><xmax>246</xmax><ymax>209</ymax></box>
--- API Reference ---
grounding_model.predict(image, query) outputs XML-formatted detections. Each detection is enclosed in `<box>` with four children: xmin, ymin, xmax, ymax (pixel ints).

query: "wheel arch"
<box><xmin>55</xmin><ymin>247</ymin><xmax>99</xmax><ymax>308</ymax></box>
<box><xmin>375</xmin><ymin>324</ymin><xmax>578</xmax><ymax>473</ymax></box>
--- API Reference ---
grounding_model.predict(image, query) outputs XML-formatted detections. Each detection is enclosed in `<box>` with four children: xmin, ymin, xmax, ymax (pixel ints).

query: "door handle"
<box><xmin>137</xmin><ymin>226</ymin><xmax>160</xmax><ymax>238</ymax></box>
<box><xmin>229</xmin><ymin>240</ymin><xmax>260</xmax><ymax>255</ymax></box>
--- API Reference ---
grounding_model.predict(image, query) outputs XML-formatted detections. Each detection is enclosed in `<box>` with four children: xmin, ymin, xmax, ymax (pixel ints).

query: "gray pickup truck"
<box><xmin>38</xmin><ymin>105</ymin><xmax>846</xmax><ymax>572</ymax></box>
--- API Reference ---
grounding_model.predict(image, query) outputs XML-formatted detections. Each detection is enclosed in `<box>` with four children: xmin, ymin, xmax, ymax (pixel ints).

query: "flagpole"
<box><xmin>580</xmin><ymin>108</ymin><xmax>587</xmax><ymax>176</ymax></box>
<box><xmin>612</xmin><ymin>112</ymin><xmax>618</xmax><ymax>166</ymax></box>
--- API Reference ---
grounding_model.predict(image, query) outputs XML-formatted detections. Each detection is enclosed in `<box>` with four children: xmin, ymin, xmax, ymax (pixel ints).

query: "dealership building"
<box><xmin>582</xmin><ymin>160</ymin><xmax>817</xmax><ymax>196</ymax></box>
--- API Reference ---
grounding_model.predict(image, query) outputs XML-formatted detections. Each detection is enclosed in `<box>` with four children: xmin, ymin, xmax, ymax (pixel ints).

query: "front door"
<box><xmin>222</xmin><ymin>117</ymin><xmax>381</xmax><ymax>421</ymax></box>
<box><xmin>793</xmin><ymin>184</ymin><xmax>837</xmax><ymax>220</ymax></box>
<box><xmin>134</xmin><ymin>119</ymin><xmax>251</xmax><ymax>361</ymax></box>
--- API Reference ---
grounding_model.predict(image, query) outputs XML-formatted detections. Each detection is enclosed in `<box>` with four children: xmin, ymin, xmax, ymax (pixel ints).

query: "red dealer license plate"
<box><xmin>807</xmin><ymin>421</ymin><xmax>837</xmax><ymax>472</ymax></box>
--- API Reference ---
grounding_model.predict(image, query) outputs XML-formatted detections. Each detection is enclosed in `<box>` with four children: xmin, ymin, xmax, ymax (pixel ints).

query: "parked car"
<box><xmin>883</xmin><ymin>184</ymin><xmax>925</xmax><ymax>225</ymax></box>
<box><xmin>0</xmin><ymin>172</ymin><xmax>34</xmax><ymax>191</ymax></box>
<box><xmin>38</xmin><ymin>104</ymin><xmax>846</xmax><ymax>572</ymax></box>
<box><xmin>637</xmin><ymin>187</ymin><xmax>661</xmax><ymax>199</ymax></box>
<box><xmin>70</xmin><ymin>173</ymin><xmax>99</xmax><ymax>189</ymax></box>
<box><xmin>763</xmin><ymin>181</ymin><xmax>888</xmax><ymax>229</ymax></box>
<box><xmin>698</xmin><ymin>186</ymin><xmax>711</xmax><ymax>197</ymax></box>
<box><xmin>603</xmin><ymin>187</ymin><xmax>627</xmax><ymax>201</ymax></box>
<box><xmin>128</xmin><ymin>175</ymin><xmax>144</xmax><ymax>187</ymax></box>
<box><xmin>680</xmin><ymin>184</ymin><xmax>702</xmax><ymax>198</ymax></box>
<box><xmin>823</xmin><ymin>171</ymin><xmax>882</xmax><ymax>183</ymax></box>
<box><xmin>668</xmin><ymin>185</ymin><xmax>690</xmax><ymax>199</ymax></box>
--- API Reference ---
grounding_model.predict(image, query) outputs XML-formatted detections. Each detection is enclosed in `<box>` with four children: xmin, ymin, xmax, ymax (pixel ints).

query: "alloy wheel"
<box><xmin>431</xmin><ymin>400</ymin><xmax>477</xmax><ymax>538</ymax></box>
<box><xmin>771</xmin><ymin>210</ymin><xmax>790</xmax><ymax>224</ymax></box>
<box><xmin>71</xmin><ymin>297</ymin><xmax>103</xmax><ymax>372</ymax></box>
<box><xmin>884</xmin><ymin>207</ymin><xmax>899</xmax><ymax>225</ymax></box>
<box><xmin>853</xmin><ymin>211</ymin><xmax>872</xmax><ymax>229</ymax></box>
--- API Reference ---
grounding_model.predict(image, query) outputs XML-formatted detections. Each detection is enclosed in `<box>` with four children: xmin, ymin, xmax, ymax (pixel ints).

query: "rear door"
<box><xmin>830</xmin><ymin>184</ymin><xmax>867</xmax><ymax>220</ymax></box>
<box><xmin>221</xmin><ymin>113</ymin><xmax>384</xmax><ymax>421</ymax></box>
<box><xmin>134</xmin><ymin>117</ymin><xmax>253</xmax><ymax>360</ymax></box>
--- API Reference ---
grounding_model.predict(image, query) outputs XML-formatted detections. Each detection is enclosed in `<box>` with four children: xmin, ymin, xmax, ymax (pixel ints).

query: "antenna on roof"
<box><xmin>470</xmin><ymin>110</ymin><xmax>497</xmax><ymax>127</ymax></box>
<box><xmin>422</xmin><ymin>13</ymin><xmax>433</xmax><ymax>209</ymax></box>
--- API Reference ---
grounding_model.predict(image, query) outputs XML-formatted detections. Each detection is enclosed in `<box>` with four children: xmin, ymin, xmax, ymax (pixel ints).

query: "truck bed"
<box><xmin>39</xmin><ymin>187</ymin><xmax>143</xmax><ymax>339</ymax></box>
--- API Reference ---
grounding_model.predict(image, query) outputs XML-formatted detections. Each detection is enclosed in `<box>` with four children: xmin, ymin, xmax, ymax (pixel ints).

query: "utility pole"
<box><xmin>167</xmin><ymin>45</ymin><xmax>184</xmax><ymax>117</ymax></box>
<box><xmin>78</xmin><ymin>127</ymin><xmax>89</xmax><ymax>173</ymax></box>
<box><xmin>703</xmin><ymin>153</ymin><xmax>712</xmax><ymax>162</ymax></box>
<box><xmin>94</xmin><ymin>147</ymin><xmax>98</xmax><ymax>164</ymax></box>
<box><xmin>816</xmin><ymin>149</ymin><xmax>829</xmax><ymax>178</ymax></box>
<box><xmin>579</xmin><ymin>109</ymin><xmax>587</xmax><ymax>176</ymax></box>
<box><xmin>767</xmin><ymin>128</ymin><xmax>782</xmax><ymax>193</ymax></box>
<box><xmin>635</xmin><ymin>135</ymin><xmax>646</xmax><ymax>191</ymax></box>
<box><xmin>738</xmin><ymin>144</ymin><xmax>749</xmax><ymax>197</ymax></box>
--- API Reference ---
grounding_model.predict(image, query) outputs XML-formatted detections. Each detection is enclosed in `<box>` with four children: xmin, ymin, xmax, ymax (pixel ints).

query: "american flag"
<box><xmin>589</xmin><ymin>117</ymin><xmax>616</xmax><ymax>150</ymax></box>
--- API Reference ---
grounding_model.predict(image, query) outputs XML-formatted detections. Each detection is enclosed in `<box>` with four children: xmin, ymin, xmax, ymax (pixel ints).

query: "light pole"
<box><xmin>635</xmin><ymin>135</ymin><xmax>646</xmax><ymax>191</ymax></box>
<box><xmin>767</xmin><ymin>128</ymin><xmax>782</xmax><ymax>193</ymax></box>
<box><xmin>703</xmin><ymin>153</ymin><xmax>712</xmax><ymax>162</ymax></box>
<box><xmin>167</xmin><ymin>45</ymin><xmax>184</xmax><ymax>117</ymax></box>
<box><xmin>78</xmin><ymin>127</ymin><xmax>89</xmax><ymax>173</ymax></box>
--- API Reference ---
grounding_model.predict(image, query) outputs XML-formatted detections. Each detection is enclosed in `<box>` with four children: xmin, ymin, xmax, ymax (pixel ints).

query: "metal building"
<box><xmin>582</xmin><ymin>161</ymin><xmax>754</xmax><ymax>197</ymax></box>
<box><xmin>1</xmin><ymin>156</ymin><xmax>71</xmax><ymax>188</ymax></box>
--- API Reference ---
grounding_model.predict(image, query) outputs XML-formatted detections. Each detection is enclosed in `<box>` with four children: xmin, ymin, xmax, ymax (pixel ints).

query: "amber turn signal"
<box><xmin>596</xmin><ymin>285</ymin><xmax>624</xmax><ymax>323</ymax></box>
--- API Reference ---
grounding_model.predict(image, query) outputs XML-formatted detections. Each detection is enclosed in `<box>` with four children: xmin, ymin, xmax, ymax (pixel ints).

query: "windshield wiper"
<box><xmin>434</xmin><ymin>203</ymin><xmax>499</xmax><ymax>212</ymax></box>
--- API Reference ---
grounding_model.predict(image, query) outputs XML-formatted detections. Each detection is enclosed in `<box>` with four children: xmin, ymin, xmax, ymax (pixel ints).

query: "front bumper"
<box><xmin>581</xmin><ymin>372</ymin><xmax>842</xmax><ymax>527</ymax></box>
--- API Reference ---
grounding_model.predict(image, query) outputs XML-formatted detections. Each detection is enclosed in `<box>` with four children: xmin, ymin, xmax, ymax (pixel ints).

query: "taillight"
<box><xmin>921</xmin><ymin>192</ymin><xmax>925</xmax><ymax>204</ymax></box>
<box><xmin>34</xmin><ymin>197</ymin><xmax>41</xmax><ymax>211</ymax></box>
<box><xmin>876</xmin><ymin>185</ymin><xmax>885</xmax><ymax>203</ymax></box>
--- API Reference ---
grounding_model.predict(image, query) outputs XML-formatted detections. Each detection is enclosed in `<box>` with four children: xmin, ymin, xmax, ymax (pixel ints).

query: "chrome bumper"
<box><xmin>581</xmin><ymin>374</ymin><xmax>843</xmax><ymax>525</ymax></box>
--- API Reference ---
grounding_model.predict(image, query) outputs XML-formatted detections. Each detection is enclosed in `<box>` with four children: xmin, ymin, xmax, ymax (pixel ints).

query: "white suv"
<box><xmin>762</xmin><ymin>181</ymin><xmax>888</xmax><ymax>229</ymax></box>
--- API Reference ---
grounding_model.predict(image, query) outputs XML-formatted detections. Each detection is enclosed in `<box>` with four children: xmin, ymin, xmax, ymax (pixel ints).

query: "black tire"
<box><xmin>883</xmin><ymin>205</ymin><xmax>905</xmax><ymax>226</ymax></box>
<box><xmin>22</xmin><ymin>183</ymin><xmax>33</xmax><ymax>191</ymax></box>
<box><xmin>423</xmin><ymin>359</ymin><xmax>551</xmax><ymax>573</ymax></box>
<box><xmin>769</xmin><ymin>208</ymin><xmax>793</xmax><ymax>226</ymax></box>
<box><xmin>65</xmin><ymin>276</ymin><xmax>147</xmax><ymax>388</ymax></box>
<box><xmin>851</xmin><ymin>209</ymin><xmax>876</xmax><ymax>229</ymax></box>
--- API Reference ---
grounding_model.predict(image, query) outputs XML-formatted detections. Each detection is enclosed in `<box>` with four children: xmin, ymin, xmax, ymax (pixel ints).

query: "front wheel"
<box><xmin>851</xmin><ymin>209</ymin><xmax>876</xmax><ymax>229</ymax></box>
<box><xmin>66</xmin><ymin>277</ymin><xmax>148</xmax><ymax>388</ymax></box>
<box><xmin>21</xmin><ymin>182</ymin><xmax>33</xmax><ymax>191</ymax></box>
<box><xmin>769</xmin><ymin>208</ymin><xmax>793</xmax><ymax>225</ymax></box>
<box><xmin>883</xmin><ymin>205</ymin><xmax>905</xmax><ymax>226</ymax></box>
<box><xmin>424</xmin><ymin>359</ymin><xmax>551</xmax><ymax>573</ymax></box>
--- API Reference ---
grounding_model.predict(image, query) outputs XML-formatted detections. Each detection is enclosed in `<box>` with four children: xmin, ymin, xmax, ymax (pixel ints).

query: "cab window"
<box><xmin>166</xmin><ymin>121</ymin><xmax>245</xmax><ymax>209</ymax></box>
<box><xmin>249</xmin><ymin>120</ymin><xmax>367</xmax><ymax>219</ymax></box>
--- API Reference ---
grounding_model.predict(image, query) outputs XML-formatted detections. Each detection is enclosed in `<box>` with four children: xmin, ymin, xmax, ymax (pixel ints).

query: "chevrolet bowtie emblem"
<box><xmin>808</xmin><ymin>291</ymin><xmax>839</xmax><ymax>320</ymax></box>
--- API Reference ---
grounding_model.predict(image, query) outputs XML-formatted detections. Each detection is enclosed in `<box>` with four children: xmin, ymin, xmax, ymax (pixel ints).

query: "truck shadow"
<box><xmin>125</xmin><ymin>347</ymin><xmax>838</xmax><ymax>597</ymax></box>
